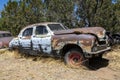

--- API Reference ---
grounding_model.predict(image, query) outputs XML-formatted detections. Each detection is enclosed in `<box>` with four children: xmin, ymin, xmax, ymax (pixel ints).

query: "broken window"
<box><xmin>48</xmin><ymin>24</ymin><xmax>65</xmax><ymax>31</ymax></box>
<box><xmin>0</xmin><ymin>33</ymin><xmax>12</xmax><ymax>38</ymax></box>
<box><xmin>23</xmin><ymin>28</ymin><xmax>33</xmax><ymax>36</ymax></box>
<box><xmin>3</xmin><ymin>33</ymin><xmax>12</xmax><ymax>37</ymax></box>
<box><xmin>36</xmin><ymin>26</ymin><xmax>48</xmax><ymax>35</ymax></box>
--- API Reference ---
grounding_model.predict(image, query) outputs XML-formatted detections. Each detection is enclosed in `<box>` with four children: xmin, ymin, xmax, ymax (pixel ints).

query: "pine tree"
<box><xmin>44</xmin><ymin>0</ymin><xmax>74</xmax><ymax>27</ymax></box>
<box><xmin>0</xmin><ymin>0</ymin><xmax>119</xmax><ymax>35</ymax></box>
<box><xmin>0</xmin><ymin>0</ymin><xmax>44</xmax><ymax>35</ymax></box>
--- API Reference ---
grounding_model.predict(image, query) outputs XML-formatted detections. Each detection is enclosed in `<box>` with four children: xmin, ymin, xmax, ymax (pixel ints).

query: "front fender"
<box><xmin>52</xmin><ymin>34</ymin><xmax>96</xmax><ymax>53</ymax></box>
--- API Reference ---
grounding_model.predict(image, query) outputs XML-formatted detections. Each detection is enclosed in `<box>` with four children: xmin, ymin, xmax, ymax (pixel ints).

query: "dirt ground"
<box><xmin>0</xmin><ymin>46</ymin><xmax>120</xmax><ymax>80</ymax></box>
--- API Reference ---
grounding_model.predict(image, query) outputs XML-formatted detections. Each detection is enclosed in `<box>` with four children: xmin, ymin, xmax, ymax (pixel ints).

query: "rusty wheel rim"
<box><xmin>68</xmin><ymin>52</ymin><xmax>83</xmax><ymax>66</ymax></box>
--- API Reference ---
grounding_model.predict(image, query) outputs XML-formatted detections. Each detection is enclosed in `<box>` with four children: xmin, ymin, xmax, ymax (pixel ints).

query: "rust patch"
<box><xmin>54</xmin><ymin>27</ymin><xmax>105</xmax><ymax>38</ymax></box>
<box><xmin>22</xmin><ymin>36</ymin><xmax>31</xmax><ymax>39</ymax></box>
<box><xmin>52</xmin><ymin>34</ymin><xmax>96</xmax><ymax>52</ymax></box>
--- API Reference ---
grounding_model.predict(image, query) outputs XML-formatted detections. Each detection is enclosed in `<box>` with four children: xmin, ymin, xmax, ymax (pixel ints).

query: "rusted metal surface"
<box><xmin>52</xmin><ymin>34</ymin><xmax>96</xmax><ymax>53</ymax></box>
<box><xmin>54</xmin><ymin>27</ymin><xmax>105</xmax><ymax>39</ymax></box>
<box><xmin>9</xmin><ymin>22</ymin><xmax>110</xmax><ymax>58</ymax></box>
<box><xmin>0</xmin><ymin>31</ymin><xmax>13</xmax><ymax>48</ymax></box>
<box><xmin>73</xmin><ymin>27</ymin><xmax>105</xmax><ymax>38</ymax></box>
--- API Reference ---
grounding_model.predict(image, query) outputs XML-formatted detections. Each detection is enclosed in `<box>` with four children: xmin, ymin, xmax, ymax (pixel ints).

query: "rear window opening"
<box><xmin>0</xmin><ymin>33</ymin><xmax>12</xmax><ymax>38</ymax></box>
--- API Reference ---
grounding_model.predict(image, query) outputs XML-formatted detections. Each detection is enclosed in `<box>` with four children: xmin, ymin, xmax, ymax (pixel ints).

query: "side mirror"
<box><xmin>19</xmin><ymin>37</ymin><xmax>22</xmax><ymax>39</ymax></box>
<box><xmin>18</xmin><ymin>36</ymin><xmax>22</xmax><ymax>39</ymax></box>
<box><xmin>32</xmin><ymin>35</ymin><xmax>36</xmax><ymax>37</ymax></box>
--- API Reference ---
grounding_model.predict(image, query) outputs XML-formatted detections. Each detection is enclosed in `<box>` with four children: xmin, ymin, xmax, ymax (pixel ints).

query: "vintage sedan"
<box><xmin>9</xmin><ymin>22</ymin><xmax>111</xmax><ymax>68</ymax></box>
<box><xmin>0</xmin><ymin>31</ymin><xmax>13</xmax><ymax>48</ymax></box>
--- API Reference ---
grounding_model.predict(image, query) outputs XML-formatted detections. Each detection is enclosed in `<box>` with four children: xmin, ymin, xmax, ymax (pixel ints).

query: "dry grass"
<box><xmin>104</xmin><ymin>45</ymin><xmax>120</xmax><ymax>70</ymax></box>
<box><xmin>0</xmin><ymin>46</ymin><xmax>120</xmax><ymax>80</ymax></box>
<box><xmin>0</xmin><ymin>46</ymin><xmax>120</xmax><ymax>70</ymax></box>
<box><xmin>0</xmin><ymin>49</ymin><xmax>21</xmax><ymax>60</ymax></box>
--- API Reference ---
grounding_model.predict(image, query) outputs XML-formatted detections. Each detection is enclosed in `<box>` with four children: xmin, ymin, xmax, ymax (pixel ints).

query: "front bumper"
<box><xmin>89</xmin><ymin>44</ymin><xmax>111</xmax><ymax>54</ymax></box>
<box><xmin>84</xmin><ymin>45</ymin><xmax>111</xmax><ymax>58</ymax></box>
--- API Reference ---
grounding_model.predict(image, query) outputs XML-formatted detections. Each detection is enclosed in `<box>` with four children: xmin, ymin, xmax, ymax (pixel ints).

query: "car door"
<box><xmin>32</xmin><ymin>25</ymin><xmax>52</xmax><ymax>54</ymax></box>
<box><xmin>19</xmin><ymin>27</ymin><xmax>33</xmax><ymax>49</ymax></box>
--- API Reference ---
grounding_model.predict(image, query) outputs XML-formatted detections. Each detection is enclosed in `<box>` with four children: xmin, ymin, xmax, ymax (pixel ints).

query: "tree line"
<box><xmin>0</xmin><ymin>0</ymin><xmax>120</xmax><ymax>36</ymax></box>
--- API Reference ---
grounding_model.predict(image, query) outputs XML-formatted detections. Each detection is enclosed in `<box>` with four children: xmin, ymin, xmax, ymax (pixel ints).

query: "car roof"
<box><xmin>24</xmin><ymin>22</ymin><xmax>61</xmax><ymax>29</ymax></box>
<box><xmin>0</xmin><ymin>31</ymin><xmax>10</xmax><ymax>34</ymax></box>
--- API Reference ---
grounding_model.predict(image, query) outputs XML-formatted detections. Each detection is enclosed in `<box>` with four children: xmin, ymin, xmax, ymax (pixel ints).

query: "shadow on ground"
<box><xmin>86</xmin><ymin>58</ymin><xmax>109</xmax><ymax>70</ymax></box>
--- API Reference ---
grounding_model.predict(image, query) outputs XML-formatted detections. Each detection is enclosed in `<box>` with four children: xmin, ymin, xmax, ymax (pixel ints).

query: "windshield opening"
<box><xmin>48</xmin><ymin>24</ymin><xmax>65</xmax><ymax>31</ymax></box>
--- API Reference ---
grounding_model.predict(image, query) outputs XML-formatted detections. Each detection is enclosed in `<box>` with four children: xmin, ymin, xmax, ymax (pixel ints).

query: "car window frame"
<box><xmin>22</xmin><ymin>27</ymin><xmax>33</xmax><ymax>37</ymax></box>
<box><xmin>0</xmin><ymin>33</ymin><xmax>12</xmax><ymax>38</ymax></box>
<box><xmin>35</xmin><ymin>25</ymin><xmax>48</xmax><ymax>36</ymax></box>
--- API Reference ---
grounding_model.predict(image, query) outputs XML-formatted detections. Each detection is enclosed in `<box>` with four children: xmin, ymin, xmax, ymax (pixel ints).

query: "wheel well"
<box><xmin>60</xmin><ymin>44</ymin><xmax>83</xmax><ymax>57</ymax></box>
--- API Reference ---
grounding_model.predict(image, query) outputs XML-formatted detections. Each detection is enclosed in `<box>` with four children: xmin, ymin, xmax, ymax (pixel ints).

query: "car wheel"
<box><xmin>64</xmin><ymin>49</ymin><xmax>85</xmax><ymax>68</ymax></box>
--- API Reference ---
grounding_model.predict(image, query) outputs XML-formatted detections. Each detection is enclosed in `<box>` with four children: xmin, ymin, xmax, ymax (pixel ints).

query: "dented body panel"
<box><xmin>54</xmin><ymin>27</ymin><xmax>105</xmax><ymax>39</ymax></box>
<box><xmin>52</xmin><ymin>34</ymin><xmax>95</xmax><ymax>53</ymax></box>
<box><xmin>9</xmin><ymin>22</ymin><xmax>110</xmax><ymax>58</ymax></box>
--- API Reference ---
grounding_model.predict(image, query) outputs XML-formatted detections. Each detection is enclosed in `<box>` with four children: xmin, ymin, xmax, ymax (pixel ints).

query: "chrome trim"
<box><xmin>88</xmin><ymin>47</ymin><xmax>111</xmax><ymax>54</ymax></box>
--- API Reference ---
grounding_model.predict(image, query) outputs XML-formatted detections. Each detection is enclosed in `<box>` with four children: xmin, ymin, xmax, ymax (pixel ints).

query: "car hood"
<box><xmin>54</xmin><ymin>27</ymin><xmax>105</xmax><ymax>39</ymax></box>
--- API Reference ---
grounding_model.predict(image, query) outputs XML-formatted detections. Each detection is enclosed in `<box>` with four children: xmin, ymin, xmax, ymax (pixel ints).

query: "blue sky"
<box><xmin>0</xmin><ymin>0</ymin><xmax>8</xmax><ymax>11</ymax></box>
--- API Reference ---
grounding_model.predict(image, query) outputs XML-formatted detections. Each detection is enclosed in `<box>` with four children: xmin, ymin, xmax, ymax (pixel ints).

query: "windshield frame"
<box><xmin>47</xmin><ymin>24</ymin><xmax>66</xmax><ymax>31</ymax></box>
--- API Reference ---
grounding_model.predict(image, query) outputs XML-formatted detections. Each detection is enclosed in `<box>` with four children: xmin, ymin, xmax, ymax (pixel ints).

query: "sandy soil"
<box><xmin>0</xmin><ymin>46</ymin><xmax>120</xmax><ymax>80</ymax></box>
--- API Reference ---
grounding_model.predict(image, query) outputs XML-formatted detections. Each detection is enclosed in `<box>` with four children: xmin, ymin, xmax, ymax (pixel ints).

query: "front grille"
<box><xmin>98</xmin><ymin>41</ymin><xmax>106</xmax><ymax>45</ymax></box>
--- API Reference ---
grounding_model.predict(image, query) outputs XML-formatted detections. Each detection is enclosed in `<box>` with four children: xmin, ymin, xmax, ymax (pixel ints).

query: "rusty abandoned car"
<box><xmin>9</xmin><ymin>22</ymin><xmax>111</xmax><ymax>68</ymax></box>
<box><xmin>0</xmin><ymin>31</ymin><xmax>13</xmax><ymax>49</ymax></box>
